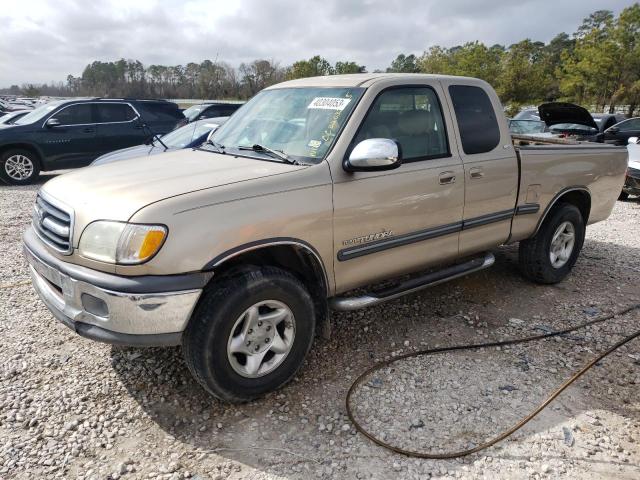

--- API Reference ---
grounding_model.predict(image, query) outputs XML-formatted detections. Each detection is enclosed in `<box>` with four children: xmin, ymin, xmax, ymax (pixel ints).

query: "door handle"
<box><xmin>134</xmin><ymin>124</ymin><xmax>144</xmax><ymax>130</ymax></box>
<box><xmin>83</xmin><ymin>127</ymin><xmax>94</xmax><ymax>133</ymax></box>
<box><xmin>470</xmin><ymin>167</ymin><xmax>484</xmax><ymax>179</ymax></box>
<box><xmin>439</xmin><ymin>171</ymin><xmax>456</xmax><ymax>185</ymax></box>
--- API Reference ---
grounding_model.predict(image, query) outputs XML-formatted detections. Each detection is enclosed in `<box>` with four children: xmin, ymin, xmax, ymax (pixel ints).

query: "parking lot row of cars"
<box><xmin>508</xmin><ymin>102</ymin><xmax>639</xmax><ymax>145</ymax></box>
<box><xmin>1</xmin><ymin>95</ymin><xmax>637</xmax><ymax>202</ymax></box>
<box><xmin>0</xmin><ymin>97</ymin><xmax>242</xmax><ymax>184</ymax></box>
<box><xmin>507</xmin><ymin>102</ymin><xmax>640</xmax><ymax>200</ymax></box>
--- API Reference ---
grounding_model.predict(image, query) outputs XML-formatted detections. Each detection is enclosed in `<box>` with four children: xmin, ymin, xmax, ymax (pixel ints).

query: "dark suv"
<box><xmin>0</xmin><ymin>98</ymin><xmax>184</xmax><ymax>184</ymax></box>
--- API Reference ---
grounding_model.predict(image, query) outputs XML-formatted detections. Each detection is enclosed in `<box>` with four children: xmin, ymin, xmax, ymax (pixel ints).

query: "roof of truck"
<box><xmin>268</xmin><ymin>73</ymin><xmax>483</xmax><ymax>89</ymax></box>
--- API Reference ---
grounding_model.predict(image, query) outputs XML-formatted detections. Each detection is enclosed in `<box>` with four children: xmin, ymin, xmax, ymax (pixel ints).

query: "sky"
<box><xmin>0</xmin><ymin>0</ymin><xmax>633</xmax><ymax>86</ymax></box>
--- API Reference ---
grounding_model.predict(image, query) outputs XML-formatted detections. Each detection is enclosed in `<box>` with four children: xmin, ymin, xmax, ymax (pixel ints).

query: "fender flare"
<box><xmin>532</xmin><ymin>186</ymin><xmax>591</xmax><ymax>236</ymax></box>
<box><xmin>202</xmin><ymin>237</ymin><xmax>330</xmax><ymax>295</ymax></box>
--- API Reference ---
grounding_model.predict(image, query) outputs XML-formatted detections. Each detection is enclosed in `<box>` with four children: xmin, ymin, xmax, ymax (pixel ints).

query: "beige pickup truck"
<box><xmin>24</xmin><ymin>74</ymin><xmax>627</xmax><ymax>402</ymax></box>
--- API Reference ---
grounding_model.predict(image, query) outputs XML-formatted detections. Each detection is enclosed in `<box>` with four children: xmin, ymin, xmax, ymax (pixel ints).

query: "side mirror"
<box><xmin>628</xmin><ymin>137</ymin><xmax>639</xmax><ymax>145</ymax></box>
<box><xmin>45</xmin><ymin>118</ymin><xmax>61</xmax><ymax>128</ymax></box>
<box><xmin>344</xmin><ymin>138</ymin><xmax>402</xmax><ymax>172</ymax></box>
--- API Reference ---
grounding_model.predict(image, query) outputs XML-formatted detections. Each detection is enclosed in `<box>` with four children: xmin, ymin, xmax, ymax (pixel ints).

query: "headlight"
<box><xmin>78</xmin><ymin>221</ymin><xmax>167</xmax><ymax>264</ymax></box>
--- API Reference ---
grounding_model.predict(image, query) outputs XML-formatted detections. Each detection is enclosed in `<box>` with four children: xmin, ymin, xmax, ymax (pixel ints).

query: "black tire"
<box><xmin>519</xmin><ymin>203</ymin><xmax>585</xmax><ymax>284</ymax></box>
<box><xmin>182</xmin><ymin>266</ymin><xmax>315</xmax><ymax>402</ymax></box>
<box><xmin>618</xmin><ymin>191</ymin><xmax>629</xmax><ymax>201</ymax></box>
<box><xmin>0</xmin><ymin>148</ymin><xmax>40</xmax><ymax>185</ymax></box>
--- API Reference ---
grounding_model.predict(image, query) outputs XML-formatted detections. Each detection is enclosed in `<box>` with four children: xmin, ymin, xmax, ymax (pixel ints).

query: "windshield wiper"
<box><xmin>205</xmin><ymin>138</ymin><xmax>226</xmax><ymax>154</ymax></box>
<box><xmin>238</xmin><ymin>144</ymin><xmax>299</xmax><ymax>165</ymax></box>
<box><xmin>152</xmin><ymin>134</ymin><xmax>169</xmax><ymax>150</ymax></box>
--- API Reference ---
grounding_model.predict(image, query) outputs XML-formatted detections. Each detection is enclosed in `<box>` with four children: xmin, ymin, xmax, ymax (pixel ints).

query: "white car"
<box><xmin>0</xmin><ymin>110</ymin><xmax>29</xmax><ymax>125</ymax></box>
<box><xmin>621</xmin><ymin>137</ymin><xmax>640</xmax><ymax>200</ymax></box>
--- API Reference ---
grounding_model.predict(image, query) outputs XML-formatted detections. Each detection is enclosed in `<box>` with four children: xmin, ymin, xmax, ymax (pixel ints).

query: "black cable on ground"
<box><xmin>346</xmin><ymin>303</ymin><xmax>640</xmax><ymax>459</ymax></box>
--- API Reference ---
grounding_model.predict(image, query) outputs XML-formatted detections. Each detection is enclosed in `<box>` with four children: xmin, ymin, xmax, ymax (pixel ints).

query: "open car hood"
<box><xmin>538</xmin><ymin>102</ymin><xmax>598</xmax><ymax>130</ymax></box>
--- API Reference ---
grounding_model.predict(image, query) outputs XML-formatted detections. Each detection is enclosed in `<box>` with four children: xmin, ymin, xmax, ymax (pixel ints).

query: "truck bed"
<box><xmin>509</xmin><ymin>136</ymin><xmax>628</xmax><ymax>243</ymax></box>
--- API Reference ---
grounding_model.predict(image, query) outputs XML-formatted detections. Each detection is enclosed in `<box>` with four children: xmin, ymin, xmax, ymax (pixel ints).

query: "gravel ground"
<box><xmin>1</xmin><ymin>172</ymin><xmax>639</xmax><ymax>480</ymax></box>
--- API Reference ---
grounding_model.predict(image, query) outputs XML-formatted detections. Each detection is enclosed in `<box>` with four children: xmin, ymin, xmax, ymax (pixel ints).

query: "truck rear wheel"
<box><xmin>0</xmin><ymin>149</ymin><xmax>40</xmax><ymax>185</ymax></box>
<box><xmin>182</xmin><ymin>266</ymin><xmax>315</xmax><ymax>402</ymax></box>
<box><xmin>518</xmin><ymin>203</ymin><xmax>585</xmax><ymax>284</ymax></box>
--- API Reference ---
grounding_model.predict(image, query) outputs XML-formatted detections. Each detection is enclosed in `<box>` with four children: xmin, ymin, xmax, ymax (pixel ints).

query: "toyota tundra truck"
<box><xmin>23</xmin><ymin>74</ymin><xmax>628</xmax><ymax>402</ymax></box>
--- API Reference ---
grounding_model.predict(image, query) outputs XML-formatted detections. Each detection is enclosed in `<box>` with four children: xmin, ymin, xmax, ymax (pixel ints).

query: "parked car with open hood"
<box><xmin>91</xmin><ymin>117</ymin><xmax>227</xmax><ymax>166</ymax></box>
<box><xmin>538</xmin><ymin>102</ymin><xmax>603</xmax><ymax>141</ymax></box>
<box><xmin>0</xmin><ymin>98</ymin><xmax>183</xmax><ymax>184</ymax></box>
<box><xmin>23</xmin><ymin>74</ymin><xmax>627</xmax><ymax>402</ymax></box>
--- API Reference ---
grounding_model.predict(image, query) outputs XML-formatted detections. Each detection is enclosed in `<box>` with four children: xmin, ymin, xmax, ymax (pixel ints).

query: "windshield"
<box><xmin>208</xmin><ymin>87</ymin><xmax>364</xmax><ymax>164</ymax></box>
<box><xmin>14</xmin><ymin>101</ymin><xmax>64</xmax><ymax>125</ymax></box>
<box><xmin>157</xmin><ymin>120</ymin><xmax>219</xmax><ymax>148</ymax></box>
<box><xmin>183</xmin><ymin>105</ymin><xmax>206</xmax><ymax>122</ymax></box>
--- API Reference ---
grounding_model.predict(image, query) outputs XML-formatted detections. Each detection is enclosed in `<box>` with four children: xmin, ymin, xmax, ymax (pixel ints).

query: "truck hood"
<box><xmin>42</xmin><ymin>149</ymin><xmax>303</xmax><ymax>232</ymax></box>
<box><xmin>538</xmin><ymin>102</ymin><xmax>598</xmax><ymax>130</ymax></box>
<box><xmin>91</xmin><ymin>144</ymin><xmax>157</xmax><ymax>166</ymax></box>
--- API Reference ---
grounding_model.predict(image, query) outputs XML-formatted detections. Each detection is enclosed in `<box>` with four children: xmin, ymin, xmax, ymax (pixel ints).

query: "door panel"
<box><xmin>94</xmin><ymin>103</ymin><xmax>146</xmax><ymax>157</ymax></box>
<box><xmin>442</xmin><ymin>82</ymin><xmax>518</xmax><ymax>255</ymax></box>
<box><xmin>333</xmin><ymin>160</ymin><xmax>464</xmax><ymax>292</ymax></box>
<box><xmin>331</xmin><ymin>84</ymin><xmax>464</xmax><ymax>293</ymax></box>
<box><xmin>38</xmin><ymin>103</ymin><xmax>98</xmax><ymax>167</ymax></box>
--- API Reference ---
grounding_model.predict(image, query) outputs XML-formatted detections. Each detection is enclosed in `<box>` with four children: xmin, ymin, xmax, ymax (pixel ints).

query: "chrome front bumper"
<box><xmin>24</xmin><ymin>242</ymin><xmax>203</xmax><ymax>347</ymax></box>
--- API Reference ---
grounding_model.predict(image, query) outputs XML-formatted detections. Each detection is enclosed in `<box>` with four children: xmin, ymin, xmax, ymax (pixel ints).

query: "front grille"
<box><xmin>32</xmin><ymin>193</ymin><xmax>73</xmax><ymax>254</ymax></box>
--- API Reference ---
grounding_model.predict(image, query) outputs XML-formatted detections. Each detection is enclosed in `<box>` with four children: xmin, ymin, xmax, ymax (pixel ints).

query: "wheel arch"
<box><xmin>203</xmin><ymin>239</ymin><xmax>332</xmax><ymax>338</ymax></box>
<box><xmin>0</xmin><ymin>143</ymin><xmax>44</xmax><ymax>168</ymax></box>
<box><xmin>533</xmin><ymin>187</ymin><xmax>591</xmax><ymax>236</ymax></box>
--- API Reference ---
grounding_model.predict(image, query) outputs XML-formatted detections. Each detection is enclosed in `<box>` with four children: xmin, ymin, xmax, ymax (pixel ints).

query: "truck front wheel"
<box><xmin>182</xmin><ymin>266</ymin><xmax>315</xmax><ymax>402</ymax></box>
<box><xmin>518</xmin><ymin>203</ymin><xmax>585</xmax><ymax>284</ymax></box>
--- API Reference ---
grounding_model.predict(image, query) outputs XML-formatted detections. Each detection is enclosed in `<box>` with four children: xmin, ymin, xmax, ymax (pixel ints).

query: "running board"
<box><xmin>329</xmin><ymin>252</ymin><xmax>495</xmax><ymax>311</ymax></box>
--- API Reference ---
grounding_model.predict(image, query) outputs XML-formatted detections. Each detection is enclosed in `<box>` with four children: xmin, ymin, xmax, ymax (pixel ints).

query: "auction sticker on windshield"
<box><xmin>308</xmin><ymin>97</ymin><xmax>352</xmax><ymax>110</ymax></box>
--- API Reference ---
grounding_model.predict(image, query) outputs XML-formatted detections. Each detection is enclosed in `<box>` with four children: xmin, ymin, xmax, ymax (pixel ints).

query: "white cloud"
<box><xmin>0</xmin><ymin>0</ymin><xmax>632</xmax><ymax>86</ymax></box>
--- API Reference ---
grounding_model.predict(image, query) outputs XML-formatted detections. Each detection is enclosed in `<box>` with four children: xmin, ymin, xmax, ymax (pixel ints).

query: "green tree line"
<box><xmin>3</xmin><ymin>5</ymin><xmax>638</xmax><ymax>114</ymax></box>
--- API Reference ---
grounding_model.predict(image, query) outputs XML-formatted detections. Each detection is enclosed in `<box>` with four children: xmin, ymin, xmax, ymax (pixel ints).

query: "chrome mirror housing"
<box><xmin>344</xmin><ymin>138</ymin><xmax>401</xmax><ymax>172</ymax></box>
<box><xmin>45</xmin><ymin>118</ymin><xmax>61</xmax><ymax>128</ymax></box>
<box><xmin>628</xmin><ymin>136</ymin><xmax>639</xmax><ymax>145</ymax></box>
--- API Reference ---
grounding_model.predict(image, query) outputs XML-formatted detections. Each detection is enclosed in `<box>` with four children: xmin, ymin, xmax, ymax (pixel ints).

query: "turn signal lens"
<box><xmin>116</xmin><ymin>224</ymin><xmax>167</xmax><ymax>264</ymax></box>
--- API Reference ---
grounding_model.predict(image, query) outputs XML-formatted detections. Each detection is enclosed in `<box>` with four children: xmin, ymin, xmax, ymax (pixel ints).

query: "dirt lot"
<box><xmin>1</xmin><ymin>173</ymin><xmax>639</xmax><ymax>480</ymax></box>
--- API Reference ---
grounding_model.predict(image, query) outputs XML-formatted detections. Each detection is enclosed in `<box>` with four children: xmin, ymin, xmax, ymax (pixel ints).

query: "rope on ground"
<box><xmin>346</xmin><ymin>303</ymin><xmax>640</xmax><ymax>459</ymax></box>
<box><xmin>0</xmin><ymin>279</ymin><xmax>32</xmax><ymax>290</ymax></box>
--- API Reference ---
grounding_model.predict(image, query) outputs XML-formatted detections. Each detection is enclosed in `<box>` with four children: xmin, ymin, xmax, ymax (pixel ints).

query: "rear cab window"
<box><xmin>448</xmin><ymin>85</ymin><xmax>500</xmax><ymax>154</ymax></box>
